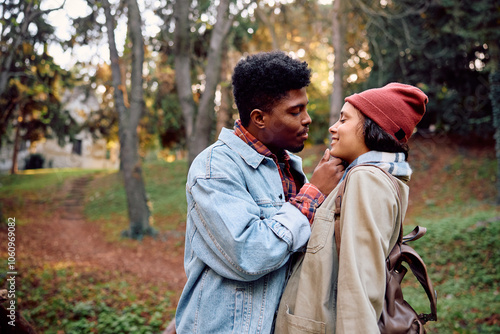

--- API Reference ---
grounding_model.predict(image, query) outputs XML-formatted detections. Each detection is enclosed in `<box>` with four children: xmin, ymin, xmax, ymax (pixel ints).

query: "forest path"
<box><xmin>20</xmin><ymin>175</ymin><xmax>186</xmax><ymax>292</ymax></box>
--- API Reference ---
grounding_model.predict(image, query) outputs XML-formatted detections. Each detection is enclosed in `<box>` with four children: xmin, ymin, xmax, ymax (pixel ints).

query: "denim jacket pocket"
<box><xmin>306</xmin><ymin>206</ymin><xmax>335</xmax><ymax>254</ymax></box>
<box><xmin>284</xmin><ymin>305</ymin><xmax>326</xmax><ymax>334</ymax></box>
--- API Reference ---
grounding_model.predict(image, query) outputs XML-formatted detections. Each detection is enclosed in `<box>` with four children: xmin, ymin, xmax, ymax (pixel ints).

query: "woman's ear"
<box><xmin>250</xmin><ymin>109</ymin><xmax>266</xmax><ymax>129</ymax></box>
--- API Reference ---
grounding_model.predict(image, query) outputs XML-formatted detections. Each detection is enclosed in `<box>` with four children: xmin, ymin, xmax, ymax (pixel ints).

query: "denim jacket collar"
<box><xmin>219</xmin><ymin>127</ymin><xmax>268</xmax><ymax>169</ymax></box>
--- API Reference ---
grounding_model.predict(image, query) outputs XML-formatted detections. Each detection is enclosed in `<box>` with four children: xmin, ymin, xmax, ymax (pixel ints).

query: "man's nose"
<box><xmin>303</xmin><ymin>111</ymin><xmax>312</xmax><ymax>125</ymax></box>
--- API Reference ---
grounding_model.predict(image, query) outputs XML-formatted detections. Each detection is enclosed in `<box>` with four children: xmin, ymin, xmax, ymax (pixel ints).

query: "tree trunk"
<box><xmin>0</xmin><ymin>2</ymin><xmax>31</xmax><ymax>97</ymax></box>
<box><xmin>173</xmin><ymin>0</ymin><xmax>196</xmax><ymax>164</ymax></box>
<box><xmin>329</xmin><ymin>0</ymin><xmax>344</xmax><ymax>126</ymax></box>
<box><xmin>175</xmin><ymin>0</ymin><xmax>235</xmax><ymax>166</ymax></box>
<box><xmin>488</xmin><ymin>40</ymin><xmax>500</xmax><ymax>204</ymax></box>
<box><xmin>103</xmin><ymin>0</ymin><xmax>154</xmax><ymax>239</ymax></box>
<box><xmin>10</xmin><ymin>109</ymin><xmax>21</xmax><ymax>175</ymax></box>
<box><xmin>216</xmin><ymin>49</ymin><xmax>233</xmax><ymax>137</ymax></box>
<box><xmin>191</xmin><ymin>0</ymin><xmax>233</xmax><ymax>163</ymax></box>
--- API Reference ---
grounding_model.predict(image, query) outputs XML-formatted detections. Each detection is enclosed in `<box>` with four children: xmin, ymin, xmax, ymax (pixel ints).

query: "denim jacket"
<box><xmin>175</xmin><ymin>128</ymin><xmax>311</xmax><ymax>334</ymax></box>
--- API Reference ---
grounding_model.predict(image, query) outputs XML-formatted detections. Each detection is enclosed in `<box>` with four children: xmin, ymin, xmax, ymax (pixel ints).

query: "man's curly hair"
<box><xmin>232</xmin><ymin>51</ymin><xmax>311</xmax><ymax>127</ymax></box>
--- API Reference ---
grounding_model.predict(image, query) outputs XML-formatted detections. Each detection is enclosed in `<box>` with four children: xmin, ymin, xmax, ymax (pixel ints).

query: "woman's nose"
<box><xmin>329</xmin><ymin>122</ymin><xmax>338</xmax><ymax>134</ymax></box>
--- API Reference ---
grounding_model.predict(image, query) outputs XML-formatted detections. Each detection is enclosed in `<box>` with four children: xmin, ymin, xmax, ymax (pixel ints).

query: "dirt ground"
<box><xmin>19</xmin><ymin>176</ymin><xmax>187</xmax><ymax>293</ymax></box>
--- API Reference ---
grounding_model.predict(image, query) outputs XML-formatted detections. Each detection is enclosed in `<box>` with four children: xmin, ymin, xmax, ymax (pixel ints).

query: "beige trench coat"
<box><xmin>275</xmin><ymin>165</ymin><xmax>409</xmax><ymax>334</ymax></box>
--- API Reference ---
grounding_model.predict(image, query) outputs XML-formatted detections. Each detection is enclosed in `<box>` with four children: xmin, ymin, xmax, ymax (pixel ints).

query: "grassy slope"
<box><xmin>0</xmin><ymin>140</ymin><xmax>499</xmax><ymax>333</ymax></box>
<box><xmin>402</xmin><ymin>141</ymin><xmax>500</xmax><ymax>333</ymax></box>
<box><xmin>83</xmin><ymin>159</ymin><xmax>188</xmax><ymax>242</ymax></box>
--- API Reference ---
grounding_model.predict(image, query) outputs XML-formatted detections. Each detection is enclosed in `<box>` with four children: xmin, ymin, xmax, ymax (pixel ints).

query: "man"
<box><xmin>174</xmin><ymin>51</ymin><xmax>344</xmax><ymax>333</ymax></box>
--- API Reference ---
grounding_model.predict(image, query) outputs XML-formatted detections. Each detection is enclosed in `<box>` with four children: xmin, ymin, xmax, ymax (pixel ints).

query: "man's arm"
<box><xmin>187</xmin><ymin>160</ymin><xmax>310</xmax><ymax>282</ymax></box>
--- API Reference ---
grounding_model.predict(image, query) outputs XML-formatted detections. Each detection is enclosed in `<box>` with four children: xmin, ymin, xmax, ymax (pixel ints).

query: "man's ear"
<box><xmin>250</xmin><ymin>109</ymin><xmax>266</xmax><ymax>129</ymax></box>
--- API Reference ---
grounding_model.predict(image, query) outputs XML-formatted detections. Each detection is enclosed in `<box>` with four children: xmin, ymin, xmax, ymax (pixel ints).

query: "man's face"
<box><xmin>261</xmin><ymin>88</ymin><xmax>311</xmax><ymax>154</ymax></box>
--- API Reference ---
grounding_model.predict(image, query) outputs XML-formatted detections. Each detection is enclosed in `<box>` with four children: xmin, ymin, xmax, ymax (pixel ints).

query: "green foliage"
<box><xmin>1</xmin><ymin>50</ymin><xmax>78</xmax><ymax>145</ymax></box>
<box><xmin>402</xmin><ymin>209</ymin><xmax>500</xmax><ymax>333</ymax></box>
<box><xmin>489</xmin><ymin>70</ymin><xmax>500</xmax><ymax>204</ymax></box>
<box><xmin>358</xmin><ymin>0</ymin><xmax>499</xmax><ymax>140</ymax></box>
<box><xmin>1</xmin><ymin>265</ymin><xmax>175</xmax><ymax>333</ymax></box>
<box><xmin>150</xmin><ymin>65</ymin><xmax>185</xmax><ymax>149</ymax></box>
<box><xmin>62</xmin><ymin>302</ymin><xmax>166</xmax><ymax>334</ymax></box>
<box><xmin>0</xmin><ymin>1</ymin><xmax>79</xmax><ymax>148</ymax></box>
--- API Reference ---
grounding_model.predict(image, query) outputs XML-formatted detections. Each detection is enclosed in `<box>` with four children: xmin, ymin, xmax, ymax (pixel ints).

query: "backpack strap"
<box><xmin>388</xmin><ymin>226</ymin><xmax>437</xmax><ymax>323</ymax></box>
<box><xmin>402</xmin><ymin>225</ymin><xmax>427</xmax><ymax>243</ymax></box>
<box><xmin>334</xmin><ymin>175</ymin><xmax>349</xmax><ymax>255</ymax></box>
<box><xmin>398</xmin><ymin>238</ymin><xmax>438</xmax><ymax>323</ymax></box>
<box><xmin>334</xmin><ymin>164</ymin><xmax>401</xmax><ymax>255</ymax></box>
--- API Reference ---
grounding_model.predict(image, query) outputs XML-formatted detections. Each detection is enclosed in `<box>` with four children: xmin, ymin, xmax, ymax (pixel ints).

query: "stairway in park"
<box><xmin>60</xmin><ymin>176</ymin><xmax>92</xmax><ymax>221</ymax></box>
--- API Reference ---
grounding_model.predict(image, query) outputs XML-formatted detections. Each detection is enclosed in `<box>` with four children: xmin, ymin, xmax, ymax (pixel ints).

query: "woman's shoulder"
<box><xmin>347</xmin><ymin>165</ymin><xmax>404</xmax><ymax>191</ymax></box>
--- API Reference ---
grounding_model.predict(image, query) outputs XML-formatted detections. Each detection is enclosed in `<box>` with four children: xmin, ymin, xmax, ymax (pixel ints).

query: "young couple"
<box><xmin>173</xmin><ymin>51</ymin><xmax>428</xmax><ymax>333</ymax></box>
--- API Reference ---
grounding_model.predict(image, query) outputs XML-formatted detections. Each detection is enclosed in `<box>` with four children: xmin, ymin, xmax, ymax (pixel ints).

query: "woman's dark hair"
<box><xmin>232</xmin><ymin>51</ymin><xmax>311</xmax><ymax>127</ymax></box>
<box><xmin>362</xmin><ymin>116</ymin><xmax>409</xmax><ymax>160</ymax></box>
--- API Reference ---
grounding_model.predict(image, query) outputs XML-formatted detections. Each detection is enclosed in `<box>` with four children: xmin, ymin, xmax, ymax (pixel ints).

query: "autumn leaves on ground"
<box><xmin>0</xmin><ymin>136</ymin><xmax>499</xmax><ymax>333</ymax></box>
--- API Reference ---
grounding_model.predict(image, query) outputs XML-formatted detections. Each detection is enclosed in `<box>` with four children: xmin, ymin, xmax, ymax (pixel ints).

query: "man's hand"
<box><xmin>309</xmin><ymin>149</ymin><xmax>345</xmax><ymax>196</ymax></box>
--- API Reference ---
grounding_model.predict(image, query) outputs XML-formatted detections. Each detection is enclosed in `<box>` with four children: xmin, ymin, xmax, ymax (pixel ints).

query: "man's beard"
<box><xmin>288</xmin><ymin>144</ymin><xmax>305</xmax><ymax>153</ymax></box>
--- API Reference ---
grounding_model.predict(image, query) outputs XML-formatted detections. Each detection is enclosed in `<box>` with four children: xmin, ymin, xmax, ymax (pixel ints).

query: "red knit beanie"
<box><xmin>345</xmin><ymin>83</ymin><xmax>428</xmax><ymax>143</ymax></box>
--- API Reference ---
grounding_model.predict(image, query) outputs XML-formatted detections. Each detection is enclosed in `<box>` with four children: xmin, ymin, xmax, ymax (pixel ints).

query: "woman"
<box><xmin>275</xmin><ymin>83</ymin><xmax>428</xmax><ymax>333</ymax></box>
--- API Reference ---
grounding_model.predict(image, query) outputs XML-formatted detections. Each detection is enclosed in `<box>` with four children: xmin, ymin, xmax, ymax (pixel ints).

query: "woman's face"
<box><xmin>329</xmin><ymin>102</ymin><xmax>370</xmax><ymax>164</ymax></box>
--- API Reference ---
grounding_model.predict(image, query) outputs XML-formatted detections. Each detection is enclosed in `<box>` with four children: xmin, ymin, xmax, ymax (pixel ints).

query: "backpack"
<box><xmin>334</xmin><ymin>165</ymin><xmax>438</xmax><ymax>333</ymax></box>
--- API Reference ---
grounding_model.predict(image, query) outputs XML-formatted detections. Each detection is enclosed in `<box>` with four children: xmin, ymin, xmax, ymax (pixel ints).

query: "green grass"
<box><xmin>402</xmin><ymin>207</ymin><xmax>500</xmax><ymax>333</ymax></box>
<box><xmin>84</xmin><ymin>159</ymin><xmax>188</xmax><ymax>240</ymax></box>
<box><xmin>0</xmin><ymin>168</ymin><xmax>103</xmax><ymax>221</ymax></box>
<box><xmin>0</xmin><ymin>168</ymin><xmax>100</xmax><ymax>194</ymax></box>
<box><xmin>399</xmin><ymin>150</ymin><xmax>500</xmax><ymax>333</ymax></box>
<box><xmin>9</xmin><ymin>264</ymin><xmax>175</xmax><ymax>334</ymax></box>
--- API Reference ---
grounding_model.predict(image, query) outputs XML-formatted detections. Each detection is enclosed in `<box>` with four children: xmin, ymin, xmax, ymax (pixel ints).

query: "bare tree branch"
<box><xmin>102</xmin><ymin>0</ymin><xmax>127</xmax><ymax>117</ymax></box>
<box><xmin>352</xmin><ymin>0</ymin><xmax>429</xmax><ymax>20</ymax></box>
<box><xmin>254</xmin><ymin>6</ymin><xmax>279</xmax><ymax>50</ymax></box>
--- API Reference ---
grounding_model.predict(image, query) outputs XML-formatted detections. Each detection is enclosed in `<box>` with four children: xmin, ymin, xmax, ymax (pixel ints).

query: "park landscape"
<box><xmin>0</xmin><ymin>134</ymin><xmax>499</xmax><ymax>333</ymax></box>
<box><xmin>1</xmin><ymin>0</ymin><xmax>500</xmax><ymax>332</ymax></box>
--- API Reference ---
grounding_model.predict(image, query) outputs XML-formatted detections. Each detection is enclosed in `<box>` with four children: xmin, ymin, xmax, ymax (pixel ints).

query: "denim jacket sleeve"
<box><xmin>185</xmin><ymin>141</ymin><xmax>311</xmax><ymax>282</ymax></box>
